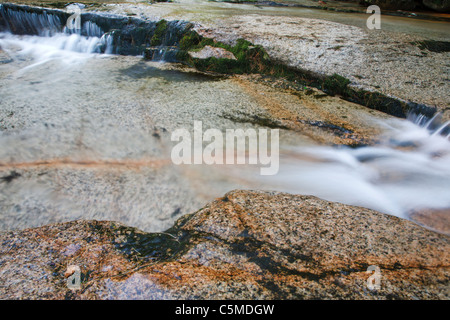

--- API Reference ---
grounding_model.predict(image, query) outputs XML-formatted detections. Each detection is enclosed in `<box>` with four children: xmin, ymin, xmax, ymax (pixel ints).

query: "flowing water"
<box><xmin>253</xmin><ymin>114</ymin><xmax>450</xmax><ymax>218</ymax></box>
<box><xmin>0</xmin><ymin>4</ymin><xmax>449</xmax><ymax>234</ymax></box>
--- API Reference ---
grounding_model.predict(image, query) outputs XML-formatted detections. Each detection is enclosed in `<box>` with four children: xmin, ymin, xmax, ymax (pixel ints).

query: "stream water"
<box><xmin>255</xmin><ymin>114</ymin><xmax>450</xmax><ymax>218</ymax></box>
<box><xmin>0</xmin><ymin>4</ymin><xmax>449</xmax><ymax>234</ymax></box>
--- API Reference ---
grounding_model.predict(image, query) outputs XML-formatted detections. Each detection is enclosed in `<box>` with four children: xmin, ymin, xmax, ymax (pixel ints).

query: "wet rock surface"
<box><xmin>93</xmin><ymin>1</ymin><xmax>449</xmax><ymax>119</ymax></box>
<box><xmin>194</xmin><ymin>15</ymin><xmax>449</xmax><ymax>118</ymax></box>
<box><xmin>410</xmin><ymin>208</ymin><xmax>450</xmax><ymax>236</ymax></box>
<box><xmin>0</xmin><ymin>1</ymin><xmax>449</xmax><ymax>301</ymax></box>
<box><xmin>1</xmin><ymin>190</ymin><xmax>448</xmax><ymax>299</ymax></box>
<box><xmin>2</xmin><ymin>3</ymin><xmax>448</xmax><ymax>119</ymax></box>
<box><xmin>0</xmin><ymin>44</ymin><xmax>394</xmax><ymax>232</ymax></box>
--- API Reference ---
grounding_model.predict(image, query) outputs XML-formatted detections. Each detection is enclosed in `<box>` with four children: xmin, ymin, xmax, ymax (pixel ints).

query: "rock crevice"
<box><xmin>0</xmin><ymin>190</ymin><xmax>448</xmax><ymax>299</ymax></box>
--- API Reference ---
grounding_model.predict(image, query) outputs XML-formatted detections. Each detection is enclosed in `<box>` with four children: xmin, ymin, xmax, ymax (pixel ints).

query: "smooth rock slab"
<box><xmin>0</xmin><ymin>190</ymin><xmax>448</xmax><ymax>299</ymax></box>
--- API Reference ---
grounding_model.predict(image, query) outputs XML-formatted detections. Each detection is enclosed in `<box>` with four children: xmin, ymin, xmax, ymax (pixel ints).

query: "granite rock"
<box><xmin>0</xmin><ymin>190</ymin><xmax>448</xmax><ymax>299</ymax></box>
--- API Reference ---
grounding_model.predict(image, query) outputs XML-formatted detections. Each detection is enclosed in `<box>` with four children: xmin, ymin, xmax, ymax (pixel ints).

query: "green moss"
<box><xmin>411</xmin><ymin>40</ymin><xmax>450</xmax><ymax>53</ymax></box>
<box><xmin>179</xmin><ymin>31</ymin><xmax>203</xmax><ymax>50</ymax></box>
<box><xmin>193</xmin><ymin>57</ymin><xmax>244</xmax><ymax>74</ymax></box>
<box><xmin>173</xmin><ymin>29</ymin><xmax>436</xmax><ymax>119</ymax></box>
<box><xmin>177</xmin><ymin>31</ymin><xmax>274</xmax><ymax>75</ymax></box>
<box><xmin>150</xmin><ymin>19</ymin><xmax>168</xmax><ymax>46</ymax></box>
<box><xmin>322</xmin><ymin>74</ymin><xmax>351</xmax><ymax>96</ymax></box>
<box><xmin>132</xmin><ymin>27</ymin><xmax>150</xmax><ymax>46</ymax></box>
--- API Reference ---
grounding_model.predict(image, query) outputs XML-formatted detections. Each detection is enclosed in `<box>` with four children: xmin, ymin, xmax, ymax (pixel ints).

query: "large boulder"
<box><xmin>0</xmin><ymin>190</ymin><xmax>448</xmax><ymax>299</ymax></box>
<box><xmin>422</xmin><ymin>0</ymin><xmax>450</xmax><ymax>12</ymax></box>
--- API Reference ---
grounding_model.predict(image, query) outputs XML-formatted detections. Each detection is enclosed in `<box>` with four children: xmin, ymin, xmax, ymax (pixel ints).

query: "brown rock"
<box><xmin>410</xmin><ymin>208</ymin><xmax>450</xmax><ymax>236</ymax></box>
<box><xmin>188</xmin><ymin>45</ymin><xmax>237</xmax><ymax>60</ymax></box>
<box><xmin>0</xmin><ymin>190</ymin><xmax>448</xmax><ymax>299</ymax></box>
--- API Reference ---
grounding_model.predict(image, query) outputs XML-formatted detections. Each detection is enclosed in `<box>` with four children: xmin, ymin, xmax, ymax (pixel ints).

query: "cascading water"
<box><xmin>248</xmin><ymin>114</ymin><xmax>450</xmax><ymax>221</ymax></box>
<box><xmin>0</xmin><ymin>3</ymin><xmax>190</xmax><ymax>61</ymax></box>
<box><xmin>0</xmin><ymin>3</ymin><xmax>63</xmax><ymax>36</ymax></box>
<box><xmin>0</xmin><ymin>4</ymin><xmax>115</xmax><ymax>65</ymax></box>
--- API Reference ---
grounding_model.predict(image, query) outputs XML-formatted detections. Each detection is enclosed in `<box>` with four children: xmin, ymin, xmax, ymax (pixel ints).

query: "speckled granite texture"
<box><xmin>0</xmin><ymin>190</ymin><xmax>448</xmax><ymax>299</ymax></box>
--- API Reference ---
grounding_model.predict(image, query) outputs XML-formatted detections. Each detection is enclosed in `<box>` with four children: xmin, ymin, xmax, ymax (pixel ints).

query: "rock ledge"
<box><xmin>0</xmin><ymin>190</ymin><xmax>448</xmax><ymax>299</ymax></box>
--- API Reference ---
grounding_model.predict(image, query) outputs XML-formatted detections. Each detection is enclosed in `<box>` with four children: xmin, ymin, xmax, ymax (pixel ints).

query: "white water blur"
<box><xmin>0</xmin><ymin>2</ymin><xmax>113</xmax><ymax>62</ymax></box>
<box><xmin>0</xmin><ymin>23</ymin><xmax>113</xmax><ymax>68</ymax></box>
<box><xmin>250</xmin><ymin>114</ymin><xmax>450</xmax><ymax>219</ymax></box>
<box><xmin>0</xmin><ymin>33</ymin><xmax>91</xmax><ymax>70</ymax></box>
<box><xmin>0</xmin><ymin>25</ymin><xmax>449</xmax><ymax>228</ymax></box>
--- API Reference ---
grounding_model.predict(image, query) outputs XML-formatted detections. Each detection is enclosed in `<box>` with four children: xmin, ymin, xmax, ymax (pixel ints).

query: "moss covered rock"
<box><xmin>150</xmin><ymin>19</ymin><xmax>168</xmax><ymax>46</ymax></box>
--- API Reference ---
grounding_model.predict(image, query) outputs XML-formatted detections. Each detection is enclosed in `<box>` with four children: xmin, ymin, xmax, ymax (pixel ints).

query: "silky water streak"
<box><xmin>248</xmin><ymin>114</ymin><xmax>450</xmax><ymax>220</ymax></box>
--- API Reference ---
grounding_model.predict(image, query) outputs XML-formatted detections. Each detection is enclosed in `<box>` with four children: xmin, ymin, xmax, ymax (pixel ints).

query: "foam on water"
<box><xmin>0</xmin><ymin>31</ymin><xmax>114</xmax><ymax>70</ymax></box>
<box><xmin>0</xmin><ymin>4</ymin><xmax>113</xmax><ymax>67</ymax></box>
<box><xmin>253</xmin><ymin>114</ymin><xmax>450</xmax><ymax>219</ymax></box>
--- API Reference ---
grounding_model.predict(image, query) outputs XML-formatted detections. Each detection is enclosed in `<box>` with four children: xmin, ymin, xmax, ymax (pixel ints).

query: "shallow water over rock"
<box><xmin>0</xmin><ymin>3</ymin><xmax>449</xmax><ymax>236</ymax></box>
<box><xmin>0</xmin><ymin>29</ymin><xmax>449</xmax><ymax>234</ymax></box>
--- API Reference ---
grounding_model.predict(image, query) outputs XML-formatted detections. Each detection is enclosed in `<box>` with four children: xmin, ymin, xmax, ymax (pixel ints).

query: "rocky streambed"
<box><xmin>0</xmin><ymin>1</ymin><xmax>449</xmax><ymax>300</ymax></box>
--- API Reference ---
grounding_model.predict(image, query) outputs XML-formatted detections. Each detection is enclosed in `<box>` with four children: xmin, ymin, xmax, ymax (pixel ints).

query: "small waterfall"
<box><xmin>0</xmin><ymin>3</ymin><xmax>191</xmax><ymax>59</ymax></box>
<box><xmin>0</xmin><ymin>3</ymin><xmax>65</xmax><ymax>36</ymax></box>
<box><xmin>144</xmin><ymin>46</ymin><xmax>179</xmax><ymax>62</ymax></box>
<box><xmin>0</xmin><ymin>4</ymin><xmax>111</xmax><ymax>56</ymax></box>
<box><xmin>244</xmin><ymin>113</ymin><xmax>450</xmax><ymax>220</ymax></box>
<box><xmin>80</xmin><ymin>20</ymin><xmax>104</xmax><ymax>38</ymax></box>
<box><xmin>100</xmin><ymin>32</ymin><xmax>115</xmax><ymax>55</ymax></box>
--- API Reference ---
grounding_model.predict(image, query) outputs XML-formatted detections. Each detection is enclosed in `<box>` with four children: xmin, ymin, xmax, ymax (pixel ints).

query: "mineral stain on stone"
<box><xmin>0</xmin><ymin>171</ymin><xmax>21</xmax><ymax>183</ymax></box>
<box><xmin>1</xmin><ymin>190</ymin><xmax>447</xmax><ymax>299</ymax></box>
